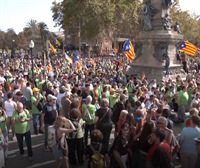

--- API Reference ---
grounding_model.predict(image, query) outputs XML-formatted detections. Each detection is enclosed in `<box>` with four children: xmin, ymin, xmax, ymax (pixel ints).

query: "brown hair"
<box><xmin>192</xmin><ymin>115</ymin><xmax>200</xmax><ymax>126</ymax></box>
<box><xmin>91</xmin><ymin>129</ymin><xmax>103</xmax><ymax>142</ymax></box>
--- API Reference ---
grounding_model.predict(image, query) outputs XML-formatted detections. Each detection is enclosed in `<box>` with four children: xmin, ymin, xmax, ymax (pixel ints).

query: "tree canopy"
<box><xmin>51</xmin><ymin>0</ymin><xmax>143</xmax><ymax>41</ymax></box>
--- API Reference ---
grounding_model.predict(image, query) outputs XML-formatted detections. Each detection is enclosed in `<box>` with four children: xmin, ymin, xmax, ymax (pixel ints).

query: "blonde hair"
<box><xmin>190</xmin><ymin>108</ymin><xmax>199</xmax><ymax>116</ymax></box>
<box><xmin>54</xmin><ymin>116</ymin><xmax>67</xmax><ymax>129</ymax></box>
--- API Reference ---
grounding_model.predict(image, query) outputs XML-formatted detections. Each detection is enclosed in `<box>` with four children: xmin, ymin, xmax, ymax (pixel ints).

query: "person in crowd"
<box><xmin>4</xmin><ymin>92</ymin><xmax>16</xmax><ymax>140</ymax></box>
<box><xmin>179</xmin><ymin>115</ymin><xmax>200</xmax><ymax>168</ymax></box>
<box><xmin>22</xmin><ymin>82</ymin><xmax>33</xmax><ymax>109</ymax></box>
<box><xmin>96</xmin><ymin>98</ymin><xmax>113</xmax><ymax>154</ymax></box>
<box><xmin>190</xmin><ymin>92</ymin><xmax>200</xmax><ymax>109</ymax></box>
<box><xmin>194</xmin><ymin>137</ymin><xmax>200</xmax><ymax>168</ymax></box>
<box><xmin>146</xmin><ymin>129</ymin><xmax>171</xmax><ymax>168</ymax></box>
<box><xmin>177</xmin><ymin>85</ymin><xmax>189</xmax><ymax>122</ymax></box>
<box><xmin>31</xmin><ymin>87</ymin><xmax>43</xmax><ymax>134</ymax></box>
<box><xmin>185</xmin><ymin>108</ymin><xmax>199</xmax><ymax>127</ymax></box>
<box><xmin>15</xmin><ymin>91</ymin><xmax>28</xmax><ymax>108</ymax></box>
<box><xmin>12</xmin><ymin>102</ymin><xmax>33</xmax><ymax>161</ymax></box>
<box><xmin>41</xmin><ymin>94</ymin><xmax>59</xmax><ymax>150</ymax></box>
<box><xmin>57</xmin><ymin>86</ymin><xmax>66</xmax><ymax>111</ymax></box>
<box><xmin>51</xmin><ymin>116</ymin><xmax>76</xmax><ymax>168</ymax></box>
<box><xmin>86</xmin><ymin>129</ymin><xmax>106</xmax><ymax>168</ymax></box>
<box><xmin>82</xmin><ymin>95</ymin><xmax>96</xmax><ymax>147</ymax></box>
<box><xmin>150</xmin><ymin>147</ymin><xmax>171</xmax><ymax>168</ymax></box>
<box><xmin>110</xmin><ymin>123</ymin><xmax>131</xmax><ymax>168</ymax></box>
<box><xmin>0</xmin><ymin>106</ymin><xmax>8</xmax><ymax>160</ymax></box>
<box><xmin>112</xmin><ymin>94</ymin><xmax>126</xmax><ymax>131</ymax></box>
<box><xmin>61</xmin><ymin>91</ymin><xmax>71</xmax><ymax>118</ymax></box>
<box><xmin>0</xmin><ymin>128</ymin><xmax>5</xmax><ymax>168</ymax></box>
<box><xmin>67</xmin><ymin>108</ymin><xmax>85</xmax><ymax>165</ymax></box>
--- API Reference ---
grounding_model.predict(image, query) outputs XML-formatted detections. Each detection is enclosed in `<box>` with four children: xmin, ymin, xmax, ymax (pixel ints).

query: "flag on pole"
<box><xmin>122</xmin><ymin>39</ymin><xmax>135</xmax><ymax>61</ymax></box>
<box><xmin>47</xmin><ymin>61</ymin><xmax>53</xmax><ymax>74</ymax></box>
<box><xmin>64</xmin><ymin>53</ymin><xmax>73</xmax><ymax>65</ymax></box>
<box><xmin>48</xmin><ymin>41</ymin><xmax>57</xmax><ymax>54</ymax></box>
<box><xmin>73</xmin><ymin>50</ymin><xmax>80</xmax><ymax>62</ymax></box>
<box><xmin>179</xmin><ymin>41</ymin><xmax>198</xmax><ymax>56</ymax></box>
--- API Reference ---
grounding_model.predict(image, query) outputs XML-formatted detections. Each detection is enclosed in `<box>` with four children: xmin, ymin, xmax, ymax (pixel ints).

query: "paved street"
<box><xmin>7</xmin><ymin>134</ymin><xmax>55</xmax><ymax>168</ymax></box>
<box><xmin>5</xmin><ymin>122</ymin><xmax>183</xmax><ymax>168</ymax></box>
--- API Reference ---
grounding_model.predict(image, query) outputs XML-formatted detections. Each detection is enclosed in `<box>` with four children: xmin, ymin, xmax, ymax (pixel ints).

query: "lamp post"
<box><xmin>29</xmin><ymin>40</ymin><xmax>35</xmax><ymax>79</ymax></box>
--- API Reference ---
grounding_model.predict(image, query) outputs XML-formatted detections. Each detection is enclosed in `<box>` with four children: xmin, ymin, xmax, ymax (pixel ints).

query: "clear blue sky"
<box><xmin>0</xmin><ymin>0</ymin><xmax>199</xmax><ymax>33</ymax></box>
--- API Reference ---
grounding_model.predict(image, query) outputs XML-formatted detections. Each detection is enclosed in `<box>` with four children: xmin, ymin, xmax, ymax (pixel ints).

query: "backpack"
<box><xmin>90</xmin><ymin>144</ymin><xmax>106</xmax><ymax>168</ymax></box>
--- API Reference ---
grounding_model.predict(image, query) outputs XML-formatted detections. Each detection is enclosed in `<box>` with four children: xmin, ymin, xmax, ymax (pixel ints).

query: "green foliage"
<box><xmin>171</xmin><ymin>7</ymin><xmax>200</xmax><ymax>45</ymax></box>
<box><xmin>51</xmin><ymin>0</ymin><xmax>143</xmax><ymax>41</ymax></box>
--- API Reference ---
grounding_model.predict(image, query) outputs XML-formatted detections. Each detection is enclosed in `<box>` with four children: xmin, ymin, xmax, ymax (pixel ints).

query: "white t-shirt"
<box><xmin>4</xmin><ymin>100</ymin><xmax>16</xmax><ymax>117</ymax></box>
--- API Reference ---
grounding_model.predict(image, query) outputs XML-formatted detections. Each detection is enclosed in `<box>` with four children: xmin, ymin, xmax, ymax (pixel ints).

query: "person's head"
<box><xmin>86</xmin><ymin>95</ymin><xmax>92</xmax><ymax>105</ymax></box>
<box><xmin>157</xmin><ymin>116</ymin><xmax>168</xmax><ymax>129</ymax></box>
<box><xmin>16</xmin><ymin>91</ymin><xmax>23</xmax><ymax>100</ymax></box>
<box><xmin>71</xmin><ymin>97</ymin><xmax>81</xmax><ymax>109</ymax></box>
<box><xmin>7</xmin><ymin>92</ymin><xmax>13</xmax><ymax>100</ymax></box>
<box><xmin>119</xmin><ymin>110</ymin><xmax>128</xmax><ymax>121</ymax></box>
<box><xmin>150</xmin><ymin>95</ymin><xmax>155</xmax><ymax>102</ymax></box>
<box><xmin>189</xmin><ymin>108</ymin><xmax>199</xmax><ymax>117</ymax></box>
<box><xmin>54</xmin><ymin>116</ymin><xmax>67</xmax><ymax>129</ymax></box>
<box><xmin>47</xmin><ymin>94</ymin><xmax>57</xmax><ymax>105</ymax></box>
<box><xmin>70</xmin><ymin>108</ymin><xmax>81</xmax><ymax>120</ymax></box>
<box><xmin>47</xmin><ymin>82</ymin><xmax>53</xmax><ymax>90</ymax></box>
<box><xmin>162</xmin><ymin>109</ymin><xmax>170</xmax><ymax>118</ymax></box>
<box><xmin>149</xmin><ymin>129</ymin><xmax>165</xmax><ymax>145</ymax></box>
<box><xmin>90</xmin><ymin>129</ymin><xmax>103</xmax><ymax>143</ymax></box>
<box><xmin>33</xmin><ymin>87</ymin><xmax>40</xmax><ymax>96</ymax></box>
<box><xmin>120</xmin><ymin>94</ymin><xmax>126</xmax><ymax>103</ymax></box>
<box><xmin>100</xmin><ymin>98</ymin><xmax>109</xmax><ymax>108</ymax></box>
<box><xmin>191</xmin><ymin>115</ymin><xmax>200</xmax><ymax>127</ymax></box>
<box><xmin>16</xmin><ymin>102</ymin><xmax>24</xmax><ymax>113</ymax></box>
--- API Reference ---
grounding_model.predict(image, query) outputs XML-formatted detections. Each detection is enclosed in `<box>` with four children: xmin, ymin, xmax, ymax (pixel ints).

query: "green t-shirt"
<box><xmin>31</xmin><ymin>96</ymin><xmax>40</xmax><ymax>114</ymax></box>
<box><xmin>109</xmin><ymin>94</ymin><xmax>119</xmax><ymax>108</ymax></box>
<box><xmin>0</xmin><ymin>115</ymin><xmax>6</xmax><ymax>131</ymax></box>
<box><xmin>178</xmin><ymin>90</ymin><xmax>189</xmax><ymax>106</ymax></box>
<box><xmin>12</xmin><ymin>110</ymin><xmax>31</xmax><ymax>134</ymax></box>
<box><xmin>82</xmin><ymin>104</ymin><xmax>96</xmax><ymax>125</ymax></box>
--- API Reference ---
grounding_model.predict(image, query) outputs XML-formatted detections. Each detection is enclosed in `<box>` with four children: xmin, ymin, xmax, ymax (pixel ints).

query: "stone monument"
<box><xmin>130</xmin><ymin>0</ymin><xmax>183</xmax><ymax>81</ymax></box>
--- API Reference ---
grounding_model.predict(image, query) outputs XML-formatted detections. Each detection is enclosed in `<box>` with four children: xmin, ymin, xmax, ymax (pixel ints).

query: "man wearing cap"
<box><xmin>41</xmin><ymin>94</ymin><xmax>59</xmax><ymax>150</ymax></box>
<box><xmin>194</xmin><ymin>137</ymin><xmax>200</xmax><ymax>168</ymax></box>
<box><xmin>31</xmin><ymin>88</ymin><xmax>43</xmax><ymax>135</ymax></box>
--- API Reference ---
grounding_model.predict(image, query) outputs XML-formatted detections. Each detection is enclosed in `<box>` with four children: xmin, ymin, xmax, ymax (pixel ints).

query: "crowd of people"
<box><xmin>0</xmin><ymin>53</ymin><xmax>200</xmax><ymax>168</ymax></box>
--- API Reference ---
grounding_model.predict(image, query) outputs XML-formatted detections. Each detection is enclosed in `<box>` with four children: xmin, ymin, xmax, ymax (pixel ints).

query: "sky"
<box><xmin>0</xmin><ymin>0</ymin><xmax>199</xmax><ymax>34</ymax></box>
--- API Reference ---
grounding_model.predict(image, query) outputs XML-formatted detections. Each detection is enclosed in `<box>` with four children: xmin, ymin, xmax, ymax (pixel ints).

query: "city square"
<box><xmin>0</xmin><ymin>0</ymin><xmax>200</xmax><ymax>168</ymax></box>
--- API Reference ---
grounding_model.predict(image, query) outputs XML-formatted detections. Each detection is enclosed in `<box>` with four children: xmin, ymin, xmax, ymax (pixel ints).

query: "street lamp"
<box><xmin>29</xmin><ymin>40</ymin><xmax>35</xmax><ymax>80</ymax></box>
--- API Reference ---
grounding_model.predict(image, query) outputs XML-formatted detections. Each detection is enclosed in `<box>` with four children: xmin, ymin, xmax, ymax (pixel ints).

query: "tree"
<box><xmin>51</xmin><ymin>0</ymin><xmax>143</xmax><ymax>45</ymax></box>
<box><xmin>38</xmin><ymin>22</ymin><xmax>49</xmax><ymax>50</ymax></box>
<box><xmin>171</xmin><ymin>7</ymin><xmax>200</xmax><ymax>44</ymax></box>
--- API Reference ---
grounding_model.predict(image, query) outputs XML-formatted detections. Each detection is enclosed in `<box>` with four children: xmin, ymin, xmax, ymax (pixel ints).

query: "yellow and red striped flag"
<box><xmin>48</xmin><ymin>41</ymin><xmax>57</xmax><ymax>54</ymax></box>
<box><xmin>179</xmin><ymin>41</ymin><xmax>198</xmax><ymax>56</ymax></box>
<box><xmin>122</xmin><ymin>39</ymin><xmax>135</xmax><ymax>61</ymax></box>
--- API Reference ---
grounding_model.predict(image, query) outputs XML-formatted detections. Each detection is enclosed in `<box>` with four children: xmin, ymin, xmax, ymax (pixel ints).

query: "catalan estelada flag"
<box><xmin>179</xmin><ymin>41</ymin><xmax>198</xmax><ymax>56</ymax></box>
<box><xmin>65</xmin><ymin>53</ymin><xmax>73</xmax><ymax>65</ymax></box>
<box><xmin>48</xmin><ymin>41</ymin><xmax>57</xmax><ymax>54</ymax></box>
<box><xmin>122</xmin><ymin>39</ymin><xmax>135</xmax><ymax>61</ymax></box>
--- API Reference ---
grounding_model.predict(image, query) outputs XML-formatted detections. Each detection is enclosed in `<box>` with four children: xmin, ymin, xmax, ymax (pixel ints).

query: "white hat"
<box><xmin>47</xmin><ymin>94</ymin><xmax>57</xmax><ymax>100</ymax></box>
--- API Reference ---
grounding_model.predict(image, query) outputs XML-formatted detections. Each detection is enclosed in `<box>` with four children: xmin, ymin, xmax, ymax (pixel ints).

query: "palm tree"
<box><xmin>26</xmin><ymin>19</ymin><xmax>38</xmax><ymax>32</ymax></box>
<box><xmin>38</xmin><ymin>22</ymin><xmax>49</xmax><ymax>48</ymax></box>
